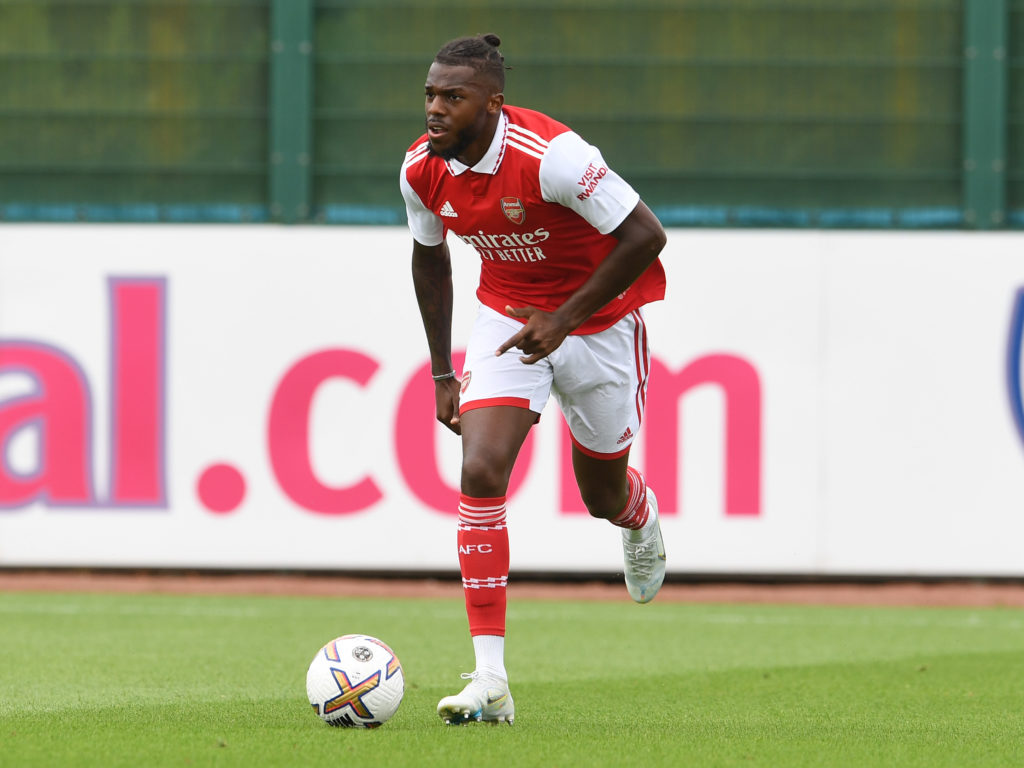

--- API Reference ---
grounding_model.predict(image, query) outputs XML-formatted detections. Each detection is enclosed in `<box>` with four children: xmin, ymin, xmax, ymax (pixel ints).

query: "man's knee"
<box><xmin>460</xmin><ymin>453</ymin><xmax>512</xmax><ymax>498</ymax></box>
<box><xmin>578</xmin><ymin>481</ymin><xmax>628</xmax><ymax>520</ymax></box>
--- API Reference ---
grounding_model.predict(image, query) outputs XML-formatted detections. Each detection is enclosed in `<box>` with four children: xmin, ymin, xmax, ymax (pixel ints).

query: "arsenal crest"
<box><xmin>500</xmin><ymin>197</ymin><xmax>525</xmax><ymax>225</ymax></box>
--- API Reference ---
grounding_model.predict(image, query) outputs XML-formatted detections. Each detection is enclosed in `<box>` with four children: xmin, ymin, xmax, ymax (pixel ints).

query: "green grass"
<box><xmin>1</xmin><ymin>591</ymin><xmax>1023</xmax><ymax>767</ymax></box>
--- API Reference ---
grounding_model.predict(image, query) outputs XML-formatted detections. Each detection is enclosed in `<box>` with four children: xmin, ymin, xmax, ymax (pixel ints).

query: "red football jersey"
<box><xmin>401</xmin><ymin>105</ymin><xmax>666</xmax><ymax>334</ymax></box>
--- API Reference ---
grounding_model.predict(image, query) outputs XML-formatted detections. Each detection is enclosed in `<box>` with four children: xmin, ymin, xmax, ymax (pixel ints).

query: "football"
<box><xmin>306</xmin><ymin>634</ymin><xmax>405</xmax><ymax>728</ymax></box>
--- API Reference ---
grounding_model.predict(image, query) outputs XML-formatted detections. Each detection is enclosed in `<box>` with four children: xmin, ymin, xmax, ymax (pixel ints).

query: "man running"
<box><xmin>400</xmin><ymin>33</ymin><xmax>668</xmax><ymax>726</ymax></box>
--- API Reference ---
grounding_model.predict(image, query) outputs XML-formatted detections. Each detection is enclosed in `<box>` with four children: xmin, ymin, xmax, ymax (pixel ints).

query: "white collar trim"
<box><xmin>447</xmin><ymin>111</ymin><xmax>508</xmax><ymax>177</ymax></box>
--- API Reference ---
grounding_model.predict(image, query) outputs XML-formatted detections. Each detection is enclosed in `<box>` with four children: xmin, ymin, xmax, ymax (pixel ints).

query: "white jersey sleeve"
<box><xmin>400</xmin><ymin>161</ymin><xmax>445</xmax><ymax>246</ymax></box>
<box><xmin>539</xmin><ymin>131</ymin><xmax>641</xmax><ymax>235</ymax></box>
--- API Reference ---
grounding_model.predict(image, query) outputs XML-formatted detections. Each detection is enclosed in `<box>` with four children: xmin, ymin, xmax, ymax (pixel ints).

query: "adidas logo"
<box><xmin>616</xmin><ymin>426</ymin><xmax>634</xmax><ymax>445</ymax></box>
<box><xmin>439</xmin><ymin>201</ymin><xmax>458</xmax><ymax>217</ymax></box>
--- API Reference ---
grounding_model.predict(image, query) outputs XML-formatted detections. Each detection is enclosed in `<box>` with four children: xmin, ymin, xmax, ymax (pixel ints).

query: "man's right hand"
<box><xmin>434</xmin><ymin>376</ymin><xmax>462</xmax><ymax>434</ymax></box>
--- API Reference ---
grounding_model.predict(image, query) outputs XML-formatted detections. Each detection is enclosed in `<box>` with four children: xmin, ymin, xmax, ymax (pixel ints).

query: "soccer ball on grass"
<box><xmin>306</xmin><ymin>634</ymin><xmax>404</xmax><ymax>728</ymax></box>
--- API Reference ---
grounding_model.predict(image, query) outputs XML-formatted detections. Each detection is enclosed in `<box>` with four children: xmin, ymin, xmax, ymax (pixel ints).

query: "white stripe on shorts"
<box><xmin>631</xmin><ymin>309</ymin><xmax>650</xmax><ymax>427</ymax></box>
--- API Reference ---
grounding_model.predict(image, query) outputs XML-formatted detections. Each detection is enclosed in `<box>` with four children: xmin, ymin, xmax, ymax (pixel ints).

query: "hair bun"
<box><xmin>481</xmin><ymin>33</ymin><xmax>501</xmax><ymax>48</ymax></box>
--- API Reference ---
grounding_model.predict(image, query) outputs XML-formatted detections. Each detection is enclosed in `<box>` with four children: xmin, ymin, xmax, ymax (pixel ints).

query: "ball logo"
<box><xmin>500</xmin><ymin>197</ymin><xmax>525</xmax><ymax>225</ymax></box>
<box><xmin>352</xmin><ymin>645</ymin><xmax>373</xmax><ymax>662</ymax></box>
<box><xmin>324</xmin><ymin>668</ymin><xmax>380</xmax><ymax>719</ymax></box>
<box><xmin>1007</xmin><ymin>288</ymin><xmax>1024</xmax><ymax>453</ymax></box>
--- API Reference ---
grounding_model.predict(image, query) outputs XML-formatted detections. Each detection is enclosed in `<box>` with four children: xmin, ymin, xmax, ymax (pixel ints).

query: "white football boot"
<box><xmin>621</xmin><ymin>488</ymin><xmax>667</xmax><ymax>604</ymax></box>
<box><xmin>437</xmin><ymin>671</ymin><xmax>515</xmax><ymax>725</ymax></box>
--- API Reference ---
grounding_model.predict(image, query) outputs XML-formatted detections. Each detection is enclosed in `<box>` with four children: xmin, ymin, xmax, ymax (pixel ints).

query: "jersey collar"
<box><xmin>446</xmin><ymin>111</ymin><xmax>508</xmax><ymax>177</ymax></box>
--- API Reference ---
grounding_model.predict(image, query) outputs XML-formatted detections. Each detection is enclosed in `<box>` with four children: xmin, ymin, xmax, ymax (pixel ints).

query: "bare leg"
<box><xmin>572</xmin><ymin>444</ymin><xmax>666</xmax><ymax>604</ymax></box>
<box><xmin>571</xmin><ymin>446</ymin><xmax>631</xmax><ymax>519</ymax></box>
<box><xmin>459</xmin><ymin>406</ymin><xmax>538</xmax><ymax>496</ymax></box>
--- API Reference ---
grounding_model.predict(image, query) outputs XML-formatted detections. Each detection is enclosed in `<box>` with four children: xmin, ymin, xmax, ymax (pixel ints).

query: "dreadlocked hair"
<box><xmin>434</xmin><ymin>33</ymin><xmax>506</xmax><ymax>91</ymax></box>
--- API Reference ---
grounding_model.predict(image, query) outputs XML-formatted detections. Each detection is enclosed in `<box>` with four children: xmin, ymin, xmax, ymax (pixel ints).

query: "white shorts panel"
<box><xmin>459</xmin><ymin>305</ymin><xmax>553</xmax><ymax>415</ymax></box>
<box><xmin>459</xmin><ymin>305</ymin><xmax>651</xmax><ymax>457</ymax></box>
<box><xmin>550</xmin><ymin>308</ymin><xmax>649</xmax><ymax>457</ymax></box>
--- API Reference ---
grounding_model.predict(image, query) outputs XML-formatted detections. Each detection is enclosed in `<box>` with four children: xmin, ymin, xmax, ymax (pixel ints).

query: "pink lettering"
<box><xmin>557</xmin><ymin>354</ymin><xmax>761</xmax><ymax>517</ymax></box>
<box><xmin>109</xmin><ymin>278</ymin><xmax>166</xmax><ymax>505</ymax></box>
<box><xmin>2</xmin><ymin>286</ymin><xmax>761</xmax><ymax>523</ymax></box>
<box><xmin>268</xmin><ymin>349</ymin><xmax>383</xmax><ymax>514</ymax></box>
<box><xmin>644</xmin><ymin>355</ymin><xmax>761</xmax><ymax>516</ymax></box>
<box><xmin>0</xmin><ymin>342</ymin><xmax>95</xmax><ymax>508</ymax></box>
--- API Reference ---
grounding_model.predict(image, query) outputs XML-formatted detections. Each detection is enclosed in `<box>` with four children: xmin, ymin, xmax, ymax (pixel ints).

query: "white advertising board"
<box><xmin>1</xmin><ymin>225</ymin><xmax>1023</xmax><ymax>576</ymax></box>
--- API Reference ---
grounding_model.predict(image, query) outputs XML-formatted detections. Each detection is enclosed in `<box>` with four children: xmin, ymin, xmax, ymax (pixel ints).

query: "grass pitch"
<box><xmin>1</xmin><ymin>589</ymin><xmax>1023</xmax><ymax>767</ymax></box>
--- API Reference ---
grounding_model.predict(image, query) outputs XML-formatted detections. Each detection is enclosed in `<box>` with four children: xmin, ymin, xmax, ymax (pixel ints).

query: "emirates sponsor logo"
<box><xmin>457</xmin><ymin>227</ymin><xmax>551</xmax><ymax>264</ymax></box>
<box><xmin>500</xmin><ymin>196</ymin><xmax>525</xmax><ymax>225</ymax></box>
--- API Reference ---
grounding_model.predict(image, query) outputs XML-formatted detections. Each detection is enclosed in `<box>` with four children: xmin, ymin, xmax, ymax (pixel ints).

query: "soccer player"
<box><xmin>400</xmin><ymin>33</ymin><xmax>668</xmax><ymax>725</ymax></box>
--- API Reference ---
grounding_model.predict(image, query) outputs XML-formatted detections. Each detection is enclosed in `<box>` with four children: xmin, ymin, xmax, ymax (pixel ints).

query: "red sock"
<box><xmin>610</xmin><ymin>467</ymin><xmax>649</xmax><ymax>530</ymax></box>
<box><xmin>457</xmin><ymin>494</ymin><xmax>509</xmax><ymax>637</ymax></box>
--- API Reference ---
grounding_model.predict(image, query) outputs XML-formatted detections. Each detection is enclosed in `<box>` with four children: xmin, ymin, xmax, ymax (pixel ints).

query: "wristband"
<box><xmin>431</xmin><ymin>370</ymin><xmax>456</xmax><ymax>381</ymax></box>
